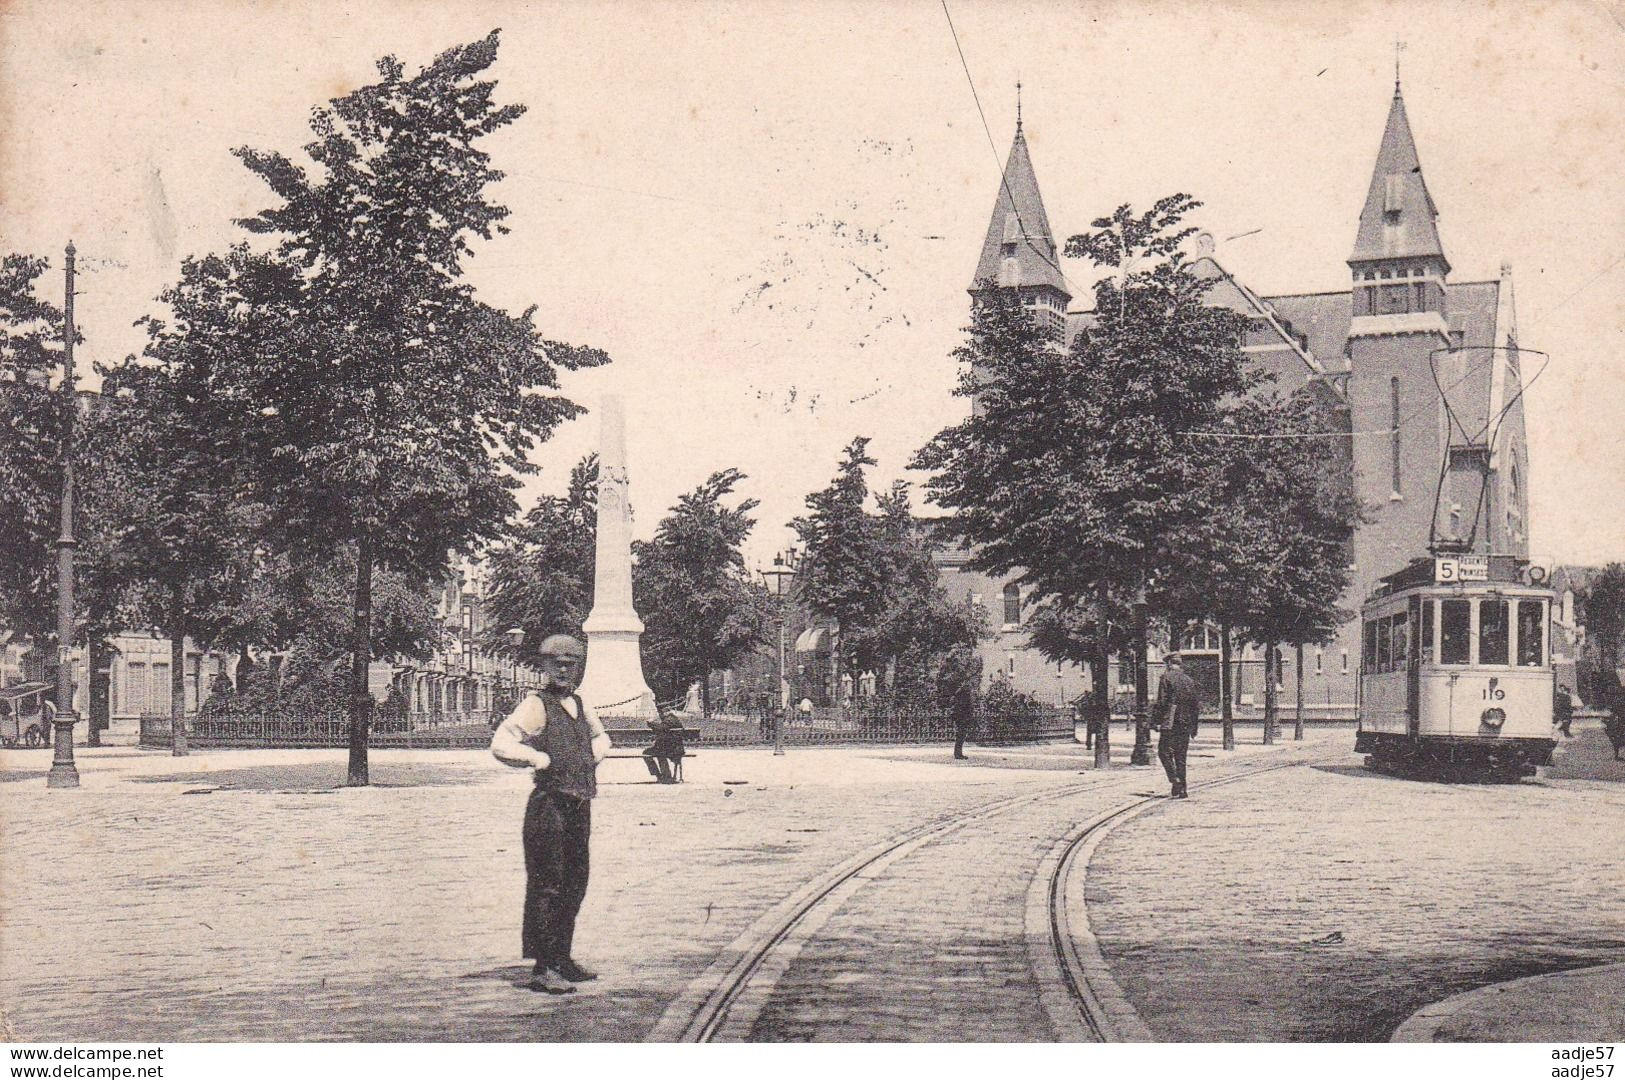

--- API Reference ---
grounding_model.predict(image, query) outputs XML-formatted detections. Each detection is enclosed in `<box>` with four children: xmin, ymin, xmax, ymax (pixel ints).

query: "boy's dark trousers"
<box><xmin>521</xmin><ymin>787</ymin><xmax>591</xmax><ymax>967</ymax></box>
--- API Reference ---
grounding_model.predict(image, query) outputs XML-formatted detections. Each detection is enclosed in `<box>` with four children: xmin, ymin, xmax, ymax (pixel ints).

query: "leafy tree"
<box><xmin>482</xmin><ymin>454</ymin><xmax>600</xmax><ymax>666</ymax></box>
<box><xmin>791</xmin><ymin>438</ymin><xmax>894</xmax><ymax>687</ymax></box>
<box><xmin>1184</xmin><ymin>389</ymin><xmax>1359</xmax><ymax>744</ymax></box>
<box><xmin>0</xmin><ymin>254</ymin><xmax>70</xmax><ymax>643</ymax></box>
<box><xmin>227</xmin><ymin>32</ymin><xmax>608</xmax><ymax>784</ymax></box>
<box><xmin>1579</xmin><ymin>563</ymin><xmax>1625</xmax><ymax>700</ymax></box>
<box><xmin>99</xmin><ymin>253</ymin><xmax>273</xmax><ymax>753</ymax></box>
<box><xmin>916</xmin><ymin>195</ymin><xmax>1252</xmax><ymax>762</ymax></box>
<box><xmin>858</xmin><ymin>483</ymin><xmax>985</xmax><ymax>702</ymax></box>
<box><xmin>633</xmin><ymin>468</ymin><xmax>772</xmax><ymax>706</ymax></box>
<box><xmin>0</xmin><ymin>254</ymin><xmax>140</xmax><ymax>741</ymax></box>
<box><xmin>1023</xmin><ymin>595</ymin><xmax>1134</xmax><ymax>721</ymax></box>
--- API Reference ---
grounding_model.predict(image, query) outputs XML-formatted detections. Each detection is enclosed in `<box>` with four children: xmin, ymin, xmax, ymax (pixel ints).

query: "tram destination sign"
<box><xmin>1435</xmin><ymin>555</ymin><xmax>1489</xmax><ymax>583</ymax></box>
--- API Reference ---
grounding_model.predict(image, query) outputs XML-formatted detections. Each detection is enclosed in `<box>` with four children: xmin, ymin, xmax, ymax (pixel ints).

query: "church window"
<box><xmin>1384</xmin><ymin>174</ymin><xmax>1403</xmax><ymax>213</ymax></box>
<box><xmin>1390</xmin><ymin>377</ymin><xmax>1402</xmax><ymax>496</ymax></box>
<box><xmin>1002</xmin><ymin>583</ymin><xmax>1022</xmax><ymax>627</ymax></box>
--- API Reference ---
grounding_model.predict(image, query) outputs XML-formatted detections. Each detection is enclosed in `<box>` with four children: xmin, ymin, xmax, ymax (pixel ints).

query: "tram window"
<box><xmin>1517</xmin><ymin>600</ymin><xmax>1546</xmax><ymax>667</ymax></box>
<box><xmin>1478</xmin><ymin>599</ymin><xmax>1511</xmax><ymax>666</ymax></box>
<box><xmin>1440</xmin><ymin>599</ymin><xmax>1471</xmax><ymax>665</ymax></box>
<box><xmin>1391</xmin><ymin>613</ymin><xmax>1409</xmax><ymax>668</ymax></box>
<box><xmin>1420</xmin><ymin>600</ymin><xmax>1435</xmax><ymax>663</ymax></box>
<box><xmin>1377</xmin><ymin>616</ymin><xmax>1392</xmax><ymax>672</ymax></box>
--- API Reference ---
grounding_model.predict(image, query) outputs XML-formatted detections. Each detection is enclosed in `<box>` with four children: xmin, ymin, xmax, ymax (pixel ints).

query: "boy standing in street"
<box><xmin>491</xmin><ymin>634</ymin><xmax>611</xmax><ymax>994</ymax></box>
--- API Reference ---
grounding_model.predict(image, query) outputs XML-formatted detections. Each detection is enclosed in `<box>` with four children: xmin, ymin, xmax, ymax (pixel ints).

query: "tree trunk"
<box><xmin>1263</xmin><ymin>642</ymin><xmax>1278</xmax><ymax>745</ymax></box>
<box><xmin>1294</xmin><ymin>643</ymin><xmax>1305</xmax><ymax>741</ymax></box>
<box><xmin>88</xmin><ymin>636</ymin><xmax>111</xmax><ymax>747</ymax></box>
<box><xmin>1094</xmin><ymin>588</ymin><xmax>1111</xmax><ymax>768</ymax></box>
<box><xmin>346</xmin><ymin>534</ymin><xmax>373</xmax><ymax>787</ymax></box>
<box><xmin>235</xmin><ymin>643</ymin><xmax>255</xmax><ymax>694</ymax></box>
<box><xmin>170</xmin><ymin>632</ymin><xmax>189</xmax><ymax>757</ymax></box>
<box><xmin>1220</xmin><ymin>622</ymin><xmax>1235</xmax><ymax>751</ymax></box>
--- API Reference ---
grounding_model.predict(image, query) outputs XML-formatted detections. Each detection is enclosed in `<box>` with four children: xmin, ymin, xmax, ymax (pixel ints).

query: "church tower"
<box><xmin>1345</xmin><ymin>78</ymin><xmax>1455</xmax><ymax>594</ymax></box>
<box><xmin>968</xmin><ymin>107</ymin><xmax>1071</xmax><ymax>340</ymax></box>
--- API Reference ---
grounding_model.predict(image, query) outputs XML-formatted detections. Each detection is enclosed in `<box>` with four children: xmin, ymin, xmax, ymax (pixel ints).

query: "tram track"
<box><xmin>647</xmin><ymin>754</ymin><xmax>1301</xmax><ymax>1042</ymax></box>
<box><xmin>1032</xmin><ymin>759</ymin><xmax>1301</xmax><ymax>1041</ymax></box>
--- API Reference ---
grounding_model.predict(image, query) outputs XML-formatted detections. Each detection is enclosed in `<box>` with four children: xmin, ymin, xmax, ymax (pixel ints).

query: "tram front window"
<box><xmin>1517</xmin><ymin>599</ymin><xmax>1546</xmax><ymax>667</ymax></box>
<box><xmin>1479</xmin><ymin>599</ymin><xmax>1511</xmax><ymax>666</ymax></box>
<box><xmin>1440</xmin><ymin>599</ymin><xmax>1471</xmax><ymax>665</ymax></box>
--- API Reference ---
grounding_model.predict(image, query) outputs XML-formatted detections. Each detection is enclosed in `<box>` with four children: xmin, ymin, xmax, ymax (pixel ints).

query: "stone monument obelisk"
<box><xmin>575</xmin><ymin>394</ymin><xmax>657</xmax><ymax>720</ymax></box>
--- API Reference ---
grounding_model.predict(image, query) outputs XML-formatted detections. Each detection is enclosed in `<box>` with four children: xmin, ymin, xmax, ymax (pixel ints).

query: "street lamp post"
<box><xmin>1130</xmin><ymin>588</ymin><xmax>1152</xmax><ymax>766</ymax></box>
<box><xmin>48</xmin><ymin>241</ymin><xmax>80</xmax><ymax>790</ymax></box>
<box><xmin>505</xmin><ymin>628</ymin><xmax>525</xmax><ymax>710</ymax></box>
<box><xmin>761</xmin><ymin>550</ymin><xmax>798</xmax><ymax>757</ymax></box>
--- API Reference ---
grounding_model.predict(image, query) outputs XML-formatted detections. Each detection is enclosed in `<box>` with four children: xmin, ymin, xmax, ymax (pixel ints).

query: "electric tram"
<box><xmin>1355</xmin><ymin>552</ymin><xmax>1557</xmax><ymax>781</ymax></box>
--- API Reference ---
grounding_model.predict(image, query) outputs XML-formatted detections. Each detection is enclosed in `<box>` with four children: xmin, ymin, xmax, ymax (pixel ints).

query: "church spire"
<box><xmin>968</xmin><ymin>112</ymin><xmax>1070</xmax><ymax>332</ymax></box>
<box><xmin>1348</xmin><ymin>82</ymin><xmax>1450</xmax><ymax>274</ymax></box>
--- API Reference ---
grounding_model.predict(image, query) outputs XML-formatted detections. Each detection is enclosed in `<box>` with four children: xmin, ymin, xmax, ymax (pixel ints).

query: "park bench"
<box><xmin>601</xmin><ymin>725</ymin><xmax>700</xmax><ymax>783</ymax></box>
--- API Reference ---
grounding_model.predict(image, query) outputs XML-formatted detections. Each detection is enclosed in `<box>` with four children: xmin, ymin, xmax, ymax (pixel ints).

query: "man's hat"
<box><xmin>538</xmin><ymin>634</ymin><xmax>586</xmax><ymax>660</ymax></box>
<box><xmin>1165</xmin><ymin>650</ymin><xmax>1183</xmax><ymax>663</ymax></box>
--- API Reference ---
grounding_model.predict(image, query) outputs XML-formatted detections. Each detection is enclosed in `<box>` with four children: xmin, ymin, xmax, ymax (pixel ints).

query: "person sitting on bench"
<box><xmin>643</xmin><ymin>709</ymin><xmax>689</xmax><ymax>783</ymax></box>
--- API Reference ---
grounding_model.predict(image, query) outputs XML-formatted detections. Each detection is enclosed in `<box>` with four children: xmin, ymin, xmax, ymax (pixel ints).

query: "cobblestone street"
<box><xmin>0</xmin><ymin>740</ymin><xmax>1102</xmax><ymax>1042</ymax></box>
<box><xmin>2</xmin><ymin>726</ymin><xmax>1617</xmax><ymax>1043</ymax></box>
<box><xmin>1087</xmin><ymin>721</ymin><xmax>1625</xmax><ymax>1041</ymax></box>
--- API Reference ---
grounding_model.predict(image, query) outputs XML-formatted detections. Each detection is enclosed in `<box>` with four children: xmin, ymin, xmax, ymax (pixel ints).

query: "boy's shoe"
<box><xmin>527</xmin><ymin>968</ymin><xmax>578</xmax><ymax>994</ymax></box>
<box><xmin>555</xmin><ymin>959</ymin><xmax>599</xmax><ymax>983</ymax></box>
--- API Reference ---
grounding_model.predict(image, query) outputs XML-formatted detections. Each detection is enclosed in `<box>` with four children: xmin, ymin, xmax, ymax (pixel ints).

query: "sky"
<box><xmin>3</xmin><ymin>0</ymin><xmax>1622</xmax><ymax>574</ymax></box>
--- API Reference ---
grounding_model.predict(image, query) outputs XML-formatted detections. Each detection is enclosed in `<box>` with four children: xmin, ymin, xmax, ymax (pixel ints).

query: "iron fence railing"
<box><xmin>140</xmin><ymin>711</ymin><xmax>500</xmax><ymax>750</ymax></box>
<box><xmin>141</xmin><ymin>703</ymin><xmax>1075</xmax><ymax>751</ymax></box>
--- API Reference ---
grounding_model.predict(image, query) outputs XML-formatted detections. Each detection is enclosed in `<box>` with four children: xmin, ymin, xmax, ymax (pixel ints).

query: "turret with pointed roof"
<box><xmin>1348</xmin><ymin>83</ymin><xmax>1450</xmax><ymax>273</ymax></box>
<box><xmin>969</xmin><ymin>119</ymin><xmax>1070</xmax><ymax>339</ymax></box>
<box><xmin>1347</xmin><ymin>81</ymin><xmax>1452</xmax><ymax>341</ymax></box>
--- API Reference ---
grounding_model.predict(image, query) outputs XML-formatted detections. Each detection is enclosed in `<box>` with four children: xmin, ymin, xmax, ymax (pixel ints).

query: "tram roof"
<box><xmin>1366</xmin><ymin>555</ymin><xmax>1544</xmax><ymax>604</ymax></box>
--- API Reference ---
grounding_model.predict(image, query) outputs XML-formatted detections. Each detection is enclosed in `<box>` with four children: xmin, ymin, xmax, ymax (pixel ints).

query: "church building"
<box><xmin>940</xmin><ymin>80</ymin><xmax>1534</xmax><ymax>718</ymax></box>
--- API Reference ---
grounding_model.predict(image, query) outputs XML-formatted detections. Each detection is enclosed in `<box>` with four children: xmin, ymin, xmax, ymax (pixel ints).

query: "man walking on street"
<box><xmin>1155</xmin><ymin>651</ymin><xmax>1201</xmax><ymax>799</ymax></box>
<box><xmin>491</xmin><ymin>634</ymin><xmax>611</xmax><ymax>994</ymax></box>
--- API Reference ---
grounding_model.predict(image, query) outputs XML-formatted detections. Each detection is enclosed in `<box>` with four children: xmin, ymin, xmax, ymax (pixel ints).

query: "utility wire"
<box><xmin>1180</xmin><ymin>345</ymin><xmax>1546</xmax><ymax>441</ymax></box>
<box><xmin>940</xmin><ymin>0</ymin><xmax>1085</xmax><ymax>301</ymax></box>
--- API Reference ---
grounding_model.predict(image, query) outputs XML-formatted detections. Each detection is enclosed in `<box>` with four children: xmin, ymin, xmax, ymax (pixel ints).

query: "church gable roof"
<box><xmin>970</xmin><ymin>129</ymin><xmax>1070</xmax><ymax>299</ymax></box>
<box><xmin>1348</xmin><ymin>88</ymin><xmax>1450</xmax><ymax>271</ymax></box>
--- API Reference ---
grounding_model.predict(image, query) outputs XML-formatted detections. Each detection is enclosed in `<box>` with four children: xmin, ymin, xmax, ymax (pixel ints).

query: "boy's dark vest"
<box><xmin>526</xmin><ymin>692</ymin><xmax>597</xmax><ymax>800</ymax></box>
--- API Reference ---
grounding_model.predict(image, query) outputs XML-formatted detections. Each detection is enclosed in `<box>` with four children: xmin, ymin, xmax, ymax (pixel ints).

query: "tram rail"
<box><xmin>648</xmin><ymin>756</ymin><xmax>1301</xmax><ymax>1043</ymax></box>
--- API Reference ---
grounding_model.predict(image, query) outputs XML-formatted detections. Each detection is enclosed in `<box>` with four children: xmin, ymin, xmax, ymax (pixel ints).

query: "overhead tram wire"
<box><xmin>1176</xmin><ymin>346</ymin><xmax>1551</xmax><ymax>442</ymax></box>
<box><xmin>939</xmin><ymin>0</ymin><xmax>1085</xmax><ymax>302</ymax></box>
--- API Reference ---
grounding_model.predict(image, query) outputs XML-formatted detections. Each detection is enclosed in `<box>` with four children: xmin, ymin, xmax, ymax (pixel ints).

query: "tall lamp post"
<box><xmin>48</xmin><ymin>242</ymin><xmax>80</xmax><ymax>790</ymax></box>
<box><xmin>505</xmin><ymin>627</ymin><xmax>525</xmax><ymax>708</ymax></box>
<box><xmin>1129</xmin><ymin>586</ymin><xmax>1152</xmax><ymax>766</ymax></box>
<box><xmin>761</xmin><ymin>549</ymin><xmax>798</xmax><ymax>757</ymax></box>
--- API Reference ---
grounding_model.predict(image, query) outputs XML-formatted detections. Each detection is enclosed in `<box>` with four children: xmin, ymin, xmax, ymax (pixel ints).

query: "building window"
<box><xmin>1315</xmin><ymin>649</ymin><xmax>1323</xmax><ymax>675</ymax></box>
<box><xmin>1002</xmin><ymin>583</ymin><xmax>1022</xmax><ymax>627</ymax></box>
<box><xmin>1390</xmin><ymin>376</ymin><xmax>1402</xmax><ymax>496</ymax></box>
<box><xmin>1340</xmin><ymin>649</ymin><xmax>1349</xmax><ymax>674</ymax></box>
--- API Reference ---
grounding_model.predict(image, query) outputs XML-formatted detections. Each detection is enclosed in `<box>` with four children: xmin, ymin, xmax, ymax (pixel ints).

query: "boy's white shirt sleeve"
<box><xmin>491</xmin><ymin>695</ymin><xmax>550</xmax><ymax>769</ymax></box>
<box><xmin>581</xmin><ymin>700</ymin><xmax>611</xmax><ymax>764</ymax></box>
